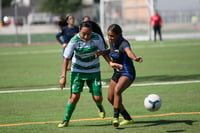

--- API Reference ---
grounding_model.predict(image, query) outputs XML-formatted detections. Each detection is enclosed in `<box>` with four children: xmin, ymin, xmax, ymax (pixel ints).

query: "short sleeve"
<box><xmin>63</xmin><ymin>40</ymin><xmax>75</xmax><ymax>58</ymax></box>
<box><xmin>120</xmin><ymin>40</ymin><xmax>131</xmax><ymax>52</ymax></box>
<box><xmin>97</xmin><ymin>35</ymin><xmax>105</xmax><ymax>51</ymax></box>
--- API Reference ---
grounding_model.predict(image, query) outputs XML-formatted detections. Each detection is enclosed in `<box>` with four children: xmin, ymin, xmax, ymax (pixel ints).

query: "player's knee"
<box><xmin>93</xmin><ymin>95</ymin><xmax>102</xmax><ymax>103</ymax></box>
<box><xmin>114</xmin><ymin>88</ymin><xmax>122</xmax><ymax>96</ymax></box>
<box><xmin>107</xmin><ymin>96</ymin><xmax>114</xmax><ymax>103</ymax></box>
<box><xmin>69</xmin><ymin>93</ymin><xmax>80</xmax><ymax>104</ymax></box>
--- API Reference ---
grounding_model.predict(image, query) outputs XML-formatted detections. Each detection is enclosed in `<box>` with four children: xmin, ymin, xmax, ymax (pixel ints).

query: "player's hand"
<box><xmin>59</xmin><ymin>76</ymin><xmax>66</xmax><ymax>90</ymax></box>
<box><xmin>135</xmin><ymin>56</ymin><xmax>143</xmax><ymax>63</ymax></box>
<box><xmin>95</xmin><ymin>51</ymin><xmax>104</xmax><ymax>58</ymax></box>
<box><xmin>109</xmin><ymin>62</ymin><xmax>123</xmax><ymax>70</ymax></box>
<box><xmin>62</xmin><ymin>43</ymin><xmax>67</xmax><ymax>48</ymax></box>
<box><xmin>95</xmin><ymin>50</ymin><xmax>110</xmax><ymax>58</ymax></box>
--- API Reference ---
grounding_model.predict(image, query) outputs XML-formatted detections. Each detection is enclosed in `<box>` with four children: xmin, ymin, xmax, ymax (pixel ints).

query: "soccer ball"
<box><xmin>144</xmin><ymin>94</ymin><xmax>162</xmax><ymax>112</ymax></box>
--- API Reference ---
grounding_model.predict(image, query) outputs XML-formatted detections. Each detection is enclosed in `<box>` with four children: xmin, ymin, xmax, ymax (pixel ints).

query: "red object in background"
<box><xmin>14</xmin><ymin>18</ymin><xmax>23</xmax><ymax>26</ymax></box>
<box><xmin>2</xmin><ymin>16</ymin><xmax>24</xmax><ymax>26</ymax></box>
<box><xmin>2</xmin><ymin>16</ymin><xmax>12</xmax><ymax>26</ymax></box>
<box><xmin>150</xmin><ymin>14</ymin><xmax>162</xmax><ymax>26</ymax></box>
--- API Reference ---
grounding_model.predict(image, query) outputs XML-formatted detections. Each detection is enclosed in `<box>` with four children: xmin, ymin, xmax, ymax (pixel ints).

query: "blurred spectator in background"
<box><xmin>56</xmin><ymin>15</ymin><xmax>79</xmax><ymax>70</ymax></box>
<box><xmin>82</xmin><ymin>16</ymin><xmax>91</xmax><ymax>22</ymax></box>
<box><xmin>150</xmin><ymin>10</ymin><xmax>163</xmax><ymax>41</ymax></box>
<box><xmin>191</xmin><ymin>15</ymin><xmax>198</xmax><ymax>30</ymax></box>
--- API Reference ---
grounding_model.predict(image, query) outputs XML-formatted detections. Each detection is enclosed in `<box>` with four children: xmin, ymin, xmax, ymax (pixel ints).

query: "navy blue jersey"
<box><xmin>109</xmin><ymin>37</ymin><xmax>135</xmax><ymax>74</ymax></box>
<box><xmin>56</xmin><ymin>25</ymin><xmax>79</xmax><ymax>44</ymax></box>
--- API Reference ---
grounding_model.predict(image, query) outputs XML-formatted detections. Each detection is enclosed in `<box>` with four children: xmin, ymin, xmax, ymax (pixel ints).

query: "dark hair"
<box><xmin>79</xmin><ymin>21</ymin><xmax>108</xmax><ymax>49</ymax></box>
<box><xmin>65</xmin><ymin>15</ymin><xmax>74</xmax><ymax>22</ymax></box>
<box><xmin>79</xmin><ymin>21</ymin><xmax>93</xmax><ymax>30</ymax></box>
<box><xmin>88</xmin><ymin>21</ymin><xmax>108</xmax><ymax>49</ymax></box>
<box><xmin>107</xmin><ymin>24</ymin><xmax>122</xmax><ymax>35</ymax></box>
<box><xmin>58</xmin><ymin>16</ymin><xmax>67</xmax><ymax>29</ymax></box>
<box><xmin>82</xmin><ymin>16</ymin><xmax>91</xmax><ymax>21</ymax></box>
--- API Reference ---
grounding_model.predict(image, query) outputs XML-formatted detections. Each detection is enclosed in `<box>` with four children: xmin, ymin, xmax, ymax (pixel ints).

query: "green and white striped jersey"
<box><xmin>63</xmin><ymin>32</ymin><xmax>105</xmax><ymax>73</ymax></box>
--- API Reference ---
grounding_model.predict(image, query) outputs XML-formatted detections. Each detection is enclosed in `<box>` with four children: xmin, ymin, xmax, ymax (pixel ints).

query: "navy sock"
<box><xmin>114</xmin><ymin>108</ymin><xmax>120</xmax><ymax>118</ymax></box>
<box><xmin>121</xmin><ymin>109</ymin><xmax>132</xmax><ymax>120</ymax></box>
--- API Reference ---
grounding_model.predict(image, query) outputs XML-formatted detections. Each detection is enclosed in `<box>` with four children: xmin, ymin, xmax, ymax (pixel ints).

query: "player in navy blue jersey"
<box><xmin>56</xmin><ymin>15</ymin><xmax>79</xmax><ymax>70</ymax></box>
<box><xmin>106</xmin><ymin>24</ymin><xmax>143</xmax><ymax>127</ymax></box>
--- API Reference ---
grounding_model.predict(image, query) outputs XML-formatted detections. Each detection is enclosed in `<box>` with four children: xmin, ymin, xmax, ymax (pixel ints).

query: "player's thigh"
<box><xmin>107</xmin><ymin>80</ymin><xmax>116</xmax><ymax>102</ymax></box>
<box><xmin>86</xmin><ymin>72</ymin><xmax>102</xmax><ymax>96</ymax></box>
<box><xmin>70</xmin><ymin>72</ymin><xmax>85</xmax><ymax>93</ymax></box>
<box><xmin>116</xmin><ymin>76</ymin><xmax>133</xmax><ymax>93</ymax></box>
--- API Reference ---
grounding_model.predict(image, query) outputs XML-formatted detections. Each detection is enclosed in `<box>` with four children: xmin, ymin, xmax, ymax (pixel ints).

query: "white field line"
<box><xmin>0</xmin><ymin>42</ymin><xmax>199</xmax><ymax>56</ymax></box>
<box><xmin>0</xmin><ymin>80</ymin><xmax>200</xmax><ymax>94</ymax></box>
<box><xmin>0</xmin><ymin>49</ymin><xmax>60</xmax><ymax>56</ymax></box>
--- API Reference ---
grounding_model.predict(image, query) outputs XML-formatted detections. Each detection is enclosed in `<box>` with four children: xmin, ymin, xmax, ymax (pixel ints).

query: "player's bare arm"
<box><xmin>125</xmin><ymin>48</ymin><xmax>143</xmax><ymax>63</ymax></box>
<box><xmin>59</xmin><ymin>58</ymin><xmax>69</xmax><ymax>89</ymax></box>
<box><xmin>102</xmin><ymin>53</ymin><xmax>123</xmax><ymax>70</ymax></box>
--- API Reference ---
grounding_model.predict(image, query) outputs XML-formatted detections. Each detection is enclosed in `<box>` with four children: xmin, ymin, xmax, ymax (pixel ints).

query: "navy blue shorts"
<box><xmin>111</xmin><ymin>70</ymin><xmax>136</xmax><ymax>83</ymax></box>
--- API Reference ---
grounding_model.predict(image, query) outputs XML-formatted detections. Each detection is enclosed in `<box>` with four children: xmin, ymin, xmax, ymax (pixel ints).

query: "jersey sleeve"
<box><xmin>63</xmin><ymin>40</ymin><xmax>75</xmax><ymax>58</ymax></box>
<box><xmin>120</xmin><ymin>40</ymin><xmax>131</xmax><ymax>52</ymax></box>
<box><xmin>56</xmin><ymin>32</ymin><xmax>62</xmax><ymax>38</ymax></box>
<box><xmin>97</xmin><ymin>35</ymin><xmax>105</xmax><ymax>51</ymax></box>
<box><xmin>56</xmin><ymin>32</ymin><xmax>64</xmax><ymax>44</ymax></box>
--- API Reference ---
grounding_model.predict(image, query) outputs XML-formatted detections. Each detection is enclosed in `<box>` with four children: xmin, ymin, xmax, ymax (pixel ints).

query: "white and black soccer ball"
<box><xmin>144</xmin><ymin>94</ymin><xmax>162</xmax><ymax>112</ymax></box>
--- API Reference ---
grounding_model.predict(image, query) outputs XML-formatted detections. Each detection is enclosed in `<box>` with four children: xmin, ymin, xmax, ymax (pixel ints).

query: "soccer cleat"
<box><xmin>112</xmin><ymin>118</ymin><xmax>119</xmax><ymax>127</ymax></box>
<box><xmin>58</xmin><ymin>120</ymin><xmax>68</xmax><ymax>128</ymax></box>
<box><xmin>97</xmin><ymin>106</ymin><xmax>106</xmax><ymax>118</ymax></box>
<box><xmin>98</xmin><ymin>111</ymin><xmax>105</xmax><ymax>118</ymax></box>
<box><xmin>119</xmin><ymin>119</ymin><xmax>134</xmax><ymax>126</ymax></box>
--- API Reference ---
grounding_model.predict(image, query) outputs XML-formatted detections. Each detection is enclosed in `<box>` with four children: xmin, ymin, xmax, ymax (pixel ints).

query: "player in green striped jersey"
<box><xmin>58</xmin><ymin>21</ymin><xmax>122</xmax><ymax>128</ymax></box>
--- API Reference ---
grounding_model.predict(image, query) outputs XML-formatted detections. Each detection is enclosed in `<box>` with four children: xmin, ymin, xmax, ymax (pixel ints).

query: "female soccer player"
<box><xmin>56</xmin><ymin>15</ymin><xmax>79</xmax><ymax>70</ymax></box>
<box><xmin>58</xmin><ymin>21</ymin><xmax>122</xmax><ymax>128</ymax></box>
<box><xmin>106</xmin><ymin>24</ymin><xmax>143</xmax><ymax>127</ymax></box>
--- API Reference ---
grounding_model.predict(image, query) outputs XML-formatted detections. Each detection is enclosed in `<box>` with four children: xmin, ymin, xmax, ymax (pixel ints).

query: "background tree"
<box><xmin>40</xmin><ymin>0</ymin><xmax>82</xmax><ymax>14</ymax></box>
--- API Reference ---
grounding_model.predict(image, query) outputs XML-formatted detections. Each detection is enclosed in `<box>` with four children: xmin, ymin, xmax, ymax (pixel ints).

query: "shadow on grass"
<box><xmin>79</xmin><ymin>123</ymin><xmax>111</xmax><ymax>127</ymax></box>
<box><xmin>103</xmin><ymin>74</ymin><xmax>200</xmax><ymax>84</ymax></box>
<box><xmin>136</xmin><ymin>74</ymin><xmax>200</xmax><ymax>83</ymax></box>
<box><xmin>72</xmin><ymin>123</ymin><xmax>126</xmax><ymax>130</ymax></box>
<box><xmin>122</xmin><ymin>119</ymin><xmax>197</xmax><ymax>131</ymax></box>
<box><xmin>70</xmin><ymin>119</ymin><xmax>197</xmax><ymax>131</ymax></box>
<box><xmin>166</xmin><ymin>130</ymin><xmax>186</xmax><ymax>132</ymax></box>
<box><xmin>133</xmin><ymin>119</ymin><xmax>196</xmax><ymax>127</ymax></box>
